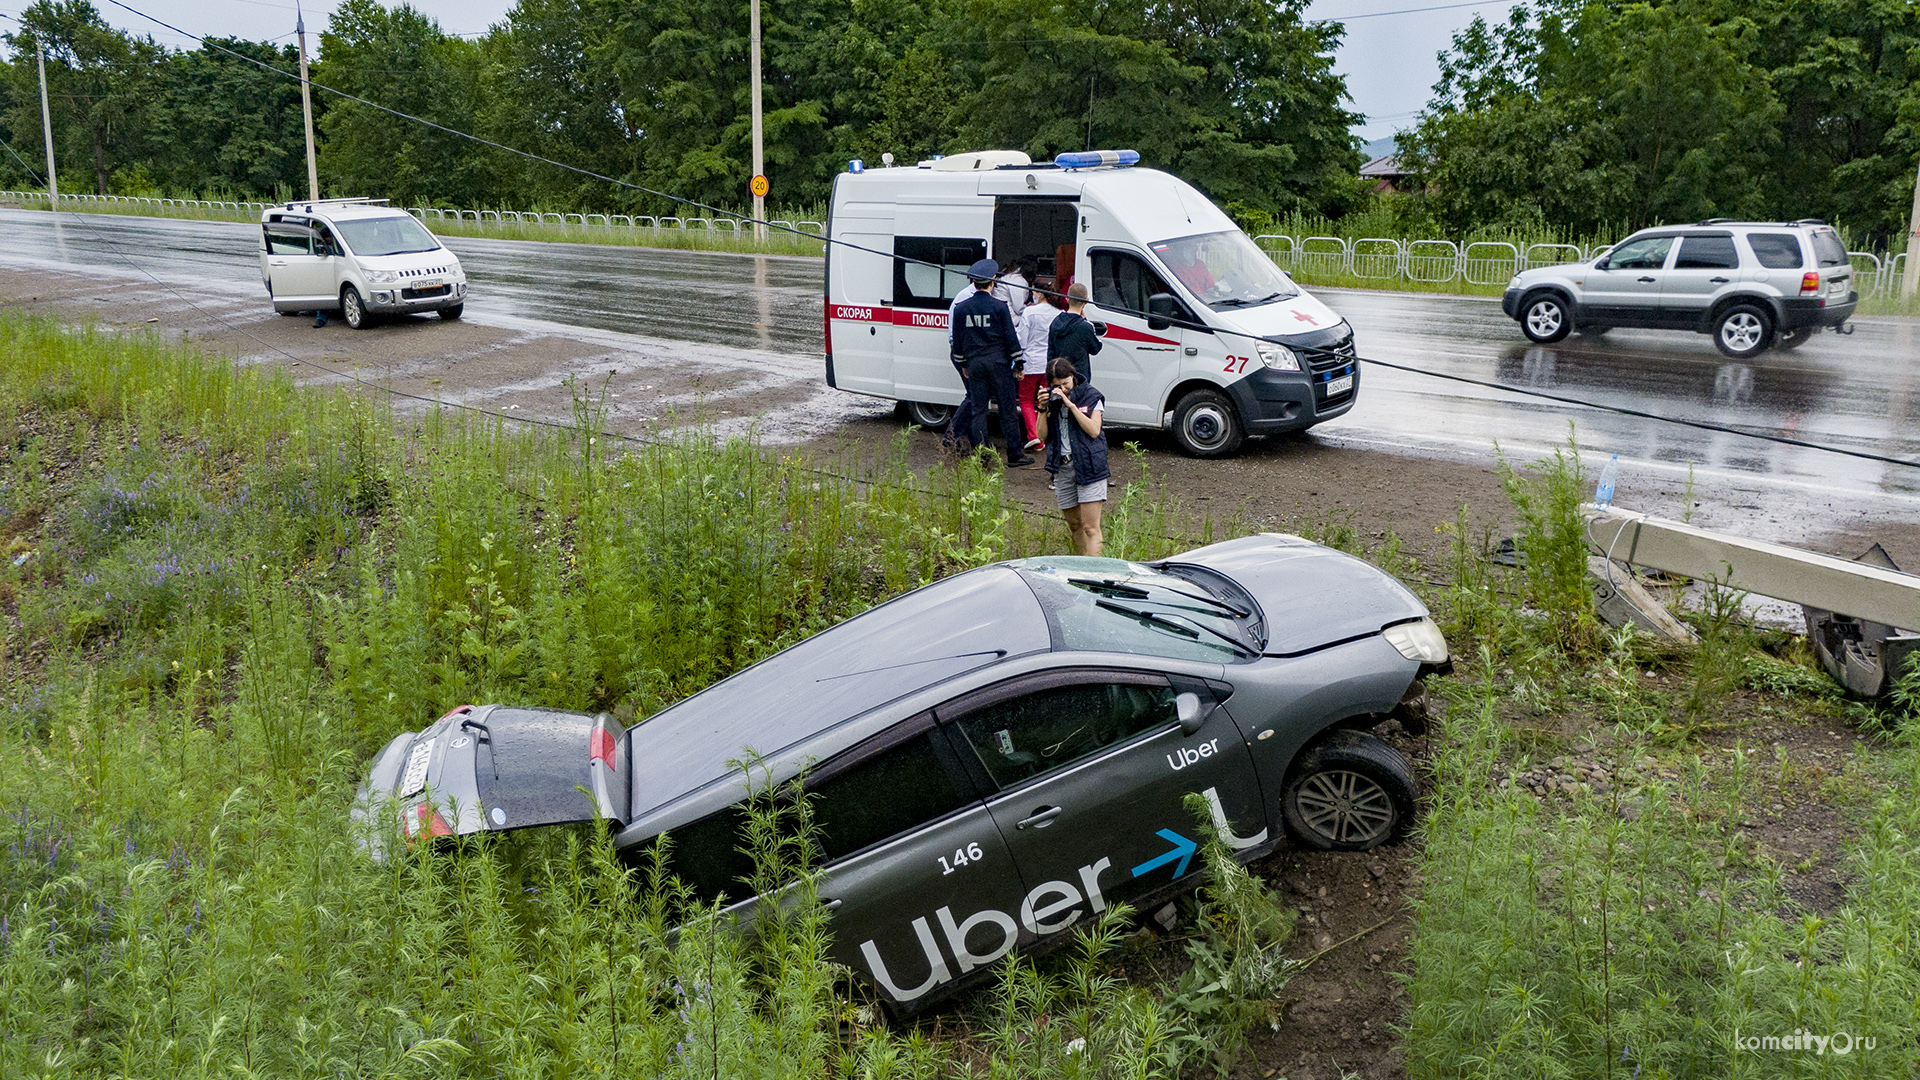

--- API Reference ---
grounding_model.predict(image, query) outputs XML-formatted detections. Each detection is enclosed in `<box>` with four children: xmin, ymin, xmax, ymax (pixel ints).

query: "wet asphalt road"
<box><xmin>2</xmin><ymin>209</ymin><xmax>1915</xmax><ymax>519</ymax></box>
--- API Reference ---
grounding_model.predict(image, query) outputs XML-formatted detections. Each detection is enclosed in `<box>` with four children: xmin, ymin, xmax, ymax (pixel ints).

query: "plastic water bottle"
<box><xmin>1594</xmin><ymin>454</ymin><xmax>1620</xmax><ymax>509</ymax></box>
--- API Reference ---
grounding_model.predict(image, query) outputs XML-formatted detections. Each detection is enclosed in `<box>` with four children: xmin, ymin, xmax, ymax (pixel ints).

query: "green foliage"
<box><xmin>1494</xmin><ymin>431</ymin><xmax>1594</xmax><ymax>653</ymax></box>
<box><xmin>1399</xmin><ymin>0</ymin><xmax>1920</xmax><ymax>238</ymax></box>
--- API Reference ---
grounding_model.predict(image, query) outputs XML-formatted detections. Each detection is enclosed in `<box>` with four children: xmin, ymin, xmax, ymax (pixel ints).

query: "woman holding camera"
<box><xmin>1034</xmin><ymin>356</ymin><xmax>1109</xmax><ymax>556</ymax></box>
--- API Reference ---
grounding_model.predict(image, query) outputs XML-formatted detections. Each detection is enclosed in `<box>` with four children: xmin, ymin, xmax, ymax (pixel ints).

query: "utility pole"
<box><xmin>297</xmin><ymin>5</ymin><xmax>319</xmax><ymax>201</ymax></box>
<box><xmin>36</xmin><ymin>39</ymin><xmax>58</xmax><ymax>204</ymax></box>
<box><xmin>749</xmin><ymin>0</ymin><xmax>766</xmax><ymax>241</ymax></box>
<box><xmin>1904</xmin><ymin>153</ymin><xmax>1920</xmax><ymax>300</ymax></box>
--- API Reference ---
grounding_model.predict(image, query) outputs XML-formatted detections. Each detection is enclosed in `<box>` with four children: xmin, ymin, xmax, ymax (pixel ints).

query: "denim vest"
<box><xmin>1044</xmin><ymin>384</ymin><xmax>1109</xmax><ymax>485</ymax></box>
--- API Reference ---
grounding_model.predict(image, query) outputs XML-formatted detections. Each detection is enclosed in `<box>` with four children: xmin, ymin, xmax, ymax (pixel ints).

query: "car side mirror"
<box><xmin>1594</xmin><ymin>255</ymin><xmax>1612</xmax><ymax>271</ymax></box>
<box><xmin>1092</xmin><ymin>321</ymin><xmax>1108</xmax><ymax>337</ymax></box>
<box><xmin>1175</xmin><ymin>691</ymin><xmax>1206</xmax><ymax>735</ymax></box>
<box><xmin>1147</xmin><ymin>292</ymin><xmax>1178</xmax><ymax>331</ymax></box>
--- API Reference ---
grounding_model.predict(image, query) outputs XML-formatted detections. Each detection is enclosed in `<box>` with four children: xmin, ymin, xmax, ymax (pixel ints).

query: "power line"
<box><xmin>31</xmin><ymin>0</ymin><xmax>1920</xmax><ymax>474</ymax></box>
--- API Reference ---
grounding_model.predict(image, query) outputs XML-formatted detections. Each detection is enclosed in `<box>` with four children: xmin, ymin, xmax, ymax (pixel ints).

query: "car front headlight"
<box><xmin>1507</xmin><ymin>276</ymin><xmax>1521</xmax><ymax>289</ymax></box>
<box><xmin>1255</xmin><ymin>341</ymin><xmax>1300</xmax><ymax>371</ymax></box>
<box><xmin>1382</xmin><ymin>617</ymin><xmax>1449</xmax><ymax>663</ymax></box>
<box><xmin>368</xmin><ymin>270</ymin><xmax>401</xmax><ymax>285</ymax></box>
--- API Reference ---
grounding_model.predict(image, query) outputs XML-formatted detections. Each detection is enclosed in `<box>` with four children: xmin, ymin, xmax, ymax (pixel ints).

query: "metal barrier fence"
<box><xmin>1252</xmin><ymin>233</ymin><xmax>1906</xmax><ymax>297</ymax></box>
<box><xmin>0</xmin><ymin>190</ymin><xmax>826</xmax><ymax>242</ymax></box>
<box><xmin>0</xmin><ymin>193</ymin><xmax>1905</xmax><ymax>290</ymax></box>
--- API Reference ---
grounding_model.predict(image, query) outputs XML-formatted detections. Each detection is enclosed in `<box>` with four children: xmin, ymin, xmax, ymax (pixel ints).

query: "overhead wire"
<box><xmin>21</xmin><ymin>0</ymin><xmax>1917</xmax><ymax>474</ymax></box>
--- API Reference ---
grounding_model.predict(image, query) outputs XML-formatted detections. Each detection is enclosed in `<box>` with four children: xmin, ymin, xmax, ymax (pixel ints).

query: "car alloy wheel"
<box><xmin>1521</xmin><ymin>296</ymin><xmax>1570</xmax><ymax>343</ymax></box>
<box><xmin>341</xmin><ymin>286</ymin><xmax>369</xmax><ymax>330</ymax></box>
<box><xmin>1293</xmin><ymin>769</ymin><xmax>1394</xmax><ymax>846</ymax></box>
<box><xmin>1714</xmin><ymin>303</ymin><xmax>1772</xmax><ymax>359</ymax></box>
<box><xmin>1281</xmin><ymin>730</ymin><xmax>1417</xmax><ymax>851</ymax></box>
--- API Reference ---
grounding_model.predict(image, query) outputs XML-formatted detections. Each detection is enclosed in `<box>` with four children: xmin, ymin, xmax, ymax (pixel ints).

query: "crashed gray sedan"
<box><xmin>356</xmin><ymin>534</ymin><xmax>1447</xmax><ymax>1010</ymax></box>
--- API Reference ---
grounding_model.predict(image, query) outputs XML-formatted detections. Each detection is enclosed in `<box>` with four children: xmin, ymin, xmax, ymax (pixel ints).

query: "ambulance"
<box><xmin>823</xmin><ymin>149</ymin><xmax>1357</xmax><ymax>457</ymax></box>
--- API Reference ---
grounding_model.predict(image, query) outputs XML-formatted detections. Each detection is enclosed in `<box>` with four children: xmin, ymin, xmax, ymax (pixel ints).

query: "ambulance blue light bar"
<box><xmin>1054</xmin><ymin>149</ymin><xmax>1140</xmax><ymax>170</ymax></box>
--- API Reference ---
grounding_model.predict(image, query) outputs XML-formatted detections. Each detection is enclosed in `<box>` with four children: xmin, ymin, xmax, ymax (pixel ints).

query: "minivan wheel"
<box><xmin>1714</xmin><ymin>303</ymin><xmax>1772</xmax><ymax>359</ymax></box>
<box><xmin>1282</xmin><ymin>730</ymin><xmax>1417</xmax><ymax>852</ymax></box>
<box><xmin>1520</xmin><ymin>294</ymin><xmax>1571</xmax><ymax>343</ymax></box>
<box><xmin>1776</xmin><ymin>326</ymin><xmax>1813</xmax><ymax>350</ymax></box>
<box><xmin>904</xmin><ymin>400</ymin><xmax>955</xmax><ymax>429</ymax></box>
<box><xmin>341</xmin><ymin>286</ymin><xmax>370</xmax><ymax>330</ymax></box>
<box><xmin>1170</xmin><ymin>387</ymin><xmax>1244</xmax><ymax>458</ymax></box>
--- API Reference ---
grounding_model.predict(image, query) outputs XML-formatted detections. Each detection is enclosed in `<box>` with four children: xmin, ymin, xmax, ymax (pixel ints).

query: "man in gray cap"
<box><xmin>950</xmin><ymin>258</ymin><xmax>1032</xmax><ymax>465</ymax></box>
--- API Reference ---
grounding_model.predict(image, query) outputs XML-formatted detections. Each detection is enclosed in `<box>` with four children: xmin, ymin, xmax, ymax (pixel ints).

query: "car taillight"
<box><xmin>823</xmin><ymin>296</ymin><xmax>833</xmax><ymax>352</ymax></box>
<box><xmin>1800</xmin><ymin>272</ymin><xmax>1820</xmax><ymax>295</ymax></box>
<box><xmin>590</xmin><ymin>726</ymin><xmax>617</xmax><ymax>771</ymax></box>
<box><xmin>405</xmin><ymin>803</ymin><xmax>454</xmax><ymax>840</ymax></box>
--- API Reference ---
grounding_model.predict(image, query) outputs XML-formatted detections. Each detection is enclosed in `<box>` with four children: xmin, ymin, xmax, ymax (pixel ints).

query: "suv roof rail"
<box><xmin>1792</xmin><ymin>218</ymin><xmax>1827</xmax><ymax>226</ymax></box>
<box><xmin>1696</xmin><ymin>217</ymin><xmax>1734</xmax><ymax>225</ymax></box>
<box><xmin>281</xmin><ymin>197</ymin><xmax>391</xmax><ymax>209</ymax></box>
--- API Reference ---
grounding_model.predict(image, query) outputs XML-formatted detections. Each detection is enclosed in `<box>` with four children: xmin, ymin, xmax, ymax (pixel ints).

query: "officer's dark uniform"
<box><xmin>950</xmin><ymin>260</ymin><xmax>1029</xmax><ymax>463</ymax></box>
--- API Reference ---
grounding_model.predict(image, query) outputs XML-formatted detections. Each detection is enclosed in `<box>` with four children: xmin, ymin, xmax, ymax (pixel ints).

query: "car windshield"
<box><xmin>1149</xmin><ymin>230</ymin><xmax>1298</xmax><ymax>310</ymax></box>
<box><xmin>1014</xmin><ymin>556</ymin><xmax>1264</xmax><ymax>663</ymax></box>
<box><xmin>334</xmin><ymin>215</ymin><xmax>442</xmax><ymax>257</ymax></box>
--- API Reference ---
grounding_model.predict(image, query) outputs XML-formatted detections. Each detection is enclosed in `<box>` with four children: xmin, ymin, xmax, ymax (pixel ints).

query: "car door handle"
<box><xmin>1710</xmin><ymin>277</ymin><xmax>1730</xmax><ymax>283</ymax></box>
<box><xmin>1016</xmin><ymin>806</ymin><xmax>1063</xmax><ymax>830</ymax></box>
<box><xmin>1637</xmin><ymin>276</ymin><xmax>1656</xmax><ymax>283</ymax></box>
<box><xmin>269</xmin><ymin>259</ymin><xmax>287</xmax><ymax>266</ymax></box>
<box><xmin>823</xmin><ymin>898</ymin><xmax>843</xmax><ymax>910</ymax></box>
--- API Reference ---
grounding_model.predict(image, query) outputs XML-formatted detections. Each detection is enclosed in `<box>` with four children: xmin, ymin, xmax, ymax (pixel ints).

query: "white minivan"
<box><xmin>825</xmin><ymin>150</ymin><xmax>1357</xmax><ymax>457</ymax></box>
<box><xmin>260</xmin><ymin>198</ymin><xmax>468</xmax><ymax>328</ymax></box>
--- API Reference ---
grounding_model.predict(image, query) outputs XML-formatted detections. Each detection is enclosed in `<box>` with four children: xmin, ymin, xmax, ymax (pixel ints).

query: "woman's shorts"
<box><xmin>1053</xmin><ymin>468</ymin><xmax>1108</xmax><ymax>509</ymax></box>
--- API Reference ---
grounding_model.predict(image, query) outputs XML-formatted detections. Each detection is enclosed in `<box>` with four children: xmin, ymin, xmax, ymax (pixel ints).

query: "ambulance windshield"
<box><xmin>1150</xmin><ymin>231</ymin><xmax>1298</xmax><ymax>311</ymax></box>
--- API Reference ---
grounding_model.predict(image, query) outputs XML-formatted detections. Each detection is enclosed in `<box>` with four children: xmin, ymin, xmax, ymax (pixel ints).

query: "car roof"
<box><xmin>626</xmin><ymin>565</ymin><xmax>1050</xmax><ymax>821</ymax></box>
<box><xmin>262</xmin><ymin>202</ymin><xmax>417</xmax><ymax>223</ymax></box>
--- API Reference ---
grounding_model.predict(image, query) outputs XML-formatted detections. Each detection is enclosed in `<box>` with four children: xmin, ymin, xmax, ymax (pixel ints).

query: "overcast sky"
<box><xmin>49</xmin><ymin>0</ymin><xmax>1519</xmax><ymax>145</ymax></box>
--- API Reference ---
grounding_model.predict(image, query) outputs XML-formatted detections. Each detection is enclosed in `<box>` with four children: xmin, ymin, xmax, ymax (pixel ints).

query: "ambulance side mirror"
<box><xmin>1147</xmin><ymin>293</ymin><xmax>1178</xmax><ymax>331</ymax></box>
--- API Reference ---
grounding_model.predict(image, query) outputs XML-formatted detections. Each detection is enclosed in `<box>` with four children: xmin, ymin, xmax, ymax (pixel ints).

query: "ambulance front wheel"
<box><xmin>1170</xmin><ymin>388</ymin><xmax>1245</xmax><ymax>458</ymax></box>
<box><xmin>903</xmin><ymin>400</ymin><xmax>956</xmax><ymax>430</ymax></box>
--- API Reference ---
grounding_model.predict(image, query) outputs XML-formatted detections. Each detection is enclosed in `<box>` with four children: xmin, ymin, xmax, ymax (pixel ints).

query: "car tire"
<box><xmin>439</xmin><ymin>303</ymin><xmax>464</xmax><ymax>321</ymax></box>
<box><xmin>1282</xmin><ymin>730</ymin><xmax>1418</xmax><ymax>852</ymax></box>
<box><xmin>1170</xmin><ymin>387</ymin><xmax>1244</xmax><ymax>458</ymax></box>
<box><xmin>1520</xmin><ymin>293</ymin><xmax>1572</xmax><ymax>343</ymax></box>
<box><xmin>904</xmin><ymin>400</ymin><xmax>955</xmax><ymax>429</ymax></box>
<box><xmin>1713</xmin><ymin>303</ymin><xmax>1772</xmax><ymax>359</ymax></box>
<box><xmin>1776</xmin><ymin>326</ymin><xmax>1813</xmax><ymax>350</ymax></box>
<box><xmin>341</xmin><ymin>286</ymin><xmax>370</xmax><ymax>330</ymax></box>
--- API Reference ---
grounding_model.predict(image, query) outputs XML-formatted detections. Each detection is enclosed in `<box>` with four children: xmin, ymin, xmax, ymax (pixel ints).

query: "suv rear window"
<box><xmin>1810</xmin><ymin>231</ymin><xmax>1849</xmax><ymax>268</ymax></box>
<box><xmin>1746</xmin><ymin>233</ymin><xmax>1804</xmax><ymax>270</ymax></box>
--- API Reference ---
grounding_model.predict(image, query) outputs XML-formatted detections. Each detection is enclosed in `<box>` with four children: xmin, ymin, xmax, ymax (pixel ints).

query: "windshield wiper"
<box><xmin>1094</xmin><ymin>600</ymin><xmax>1256</xmax><ymax>656</ymax></box>
<box><xmin>1072</xmin><ymin>576</ymin><xmax>1249</xmax><ymax>617</ymax></box>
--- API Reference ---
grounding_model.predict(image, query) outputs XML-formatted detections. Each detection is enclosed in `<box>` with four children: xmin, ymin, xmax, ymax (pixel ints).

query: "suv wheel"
<box><xmin>1282</xmin><ymin>730</ymin><xmax>1417</xmax><ymax>851</ymax></box>
<box><xmin>1714</xmin><ymin>303</ymin><xmax>1772</xmax><ymax>359</ymax></box>
<box><xmin>341</xmin><ymin>286</ymin><xmax>370</xmax><ymax>330</ymax></box>
<box><xmin>1776</xmin><ymin>326</ymin><xmax>1813</xmax><ymax>350</ymax></box>
<box><xmin>1170</xmin><ymin>387</ymin><xmax>1245</xmax><ymax>458</ymax></box>
<box><xmin>1521</xmin><ymin>294</ymin><xmax>1571</xmax><ymax>343</ymax></box>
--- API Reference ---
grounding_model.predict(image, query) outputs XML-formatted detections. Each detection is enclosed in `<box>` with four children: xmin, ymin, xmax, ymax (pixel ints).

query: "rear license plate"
<box><xmin>1325</xmin><ymin>374</ymin><xmax>1354</xmax><ymax>396</ymax></box>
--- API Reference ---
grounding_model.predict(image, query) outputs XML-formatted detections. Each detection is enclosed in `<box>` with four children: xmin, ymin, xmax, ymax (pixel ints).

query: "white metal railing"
<box><xmin>0</xmin><ymin>191</ymin><xmax>1906</xmax><ymax>286</ymax></box>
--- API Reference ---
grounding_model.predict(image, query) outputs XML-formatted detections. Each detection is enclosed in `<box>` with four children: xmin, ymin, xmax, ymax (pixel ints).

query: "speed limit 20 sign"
<box><xmin>750</xmin><ymin>174</ymin><xmax>770</xmax><ymax>198</ymax></box>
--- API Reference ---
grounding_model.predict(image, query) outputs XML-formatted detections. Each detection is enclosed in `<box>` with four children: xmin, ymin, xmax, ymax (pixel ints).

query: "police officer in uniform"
<box><xmin>951</xmin><ymin>258</ymin><xmax>1032</xmax><ymax>466</ymax></box>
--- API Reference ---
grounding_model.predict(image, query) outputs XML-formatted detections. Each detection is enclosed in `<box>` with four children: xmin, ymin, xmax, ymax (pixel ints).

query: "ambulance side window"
<box><xmin>1090</xmin><ymin>251</ymin><xmax>1189</xmax><ymax>321</ymax></box>
<box><xmin>894</xmin><ymin>236</ymin><xmax>987</xmax><ymax>309</ymax></box>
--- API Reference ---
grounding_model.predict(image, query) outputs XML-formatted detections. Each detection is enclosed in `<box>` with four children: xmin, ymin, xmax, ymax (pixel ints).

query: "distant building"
<box><xmin>1360</xmin><ymin>154</ymin><xmax>1412</xmax><ymax>193</ymax></box>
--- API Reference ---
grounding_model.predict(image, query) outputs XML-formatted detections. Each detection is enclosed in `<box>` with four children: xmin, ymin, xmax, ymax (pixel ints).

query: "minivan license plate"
<box><xmin>1325</xmin><ymin>374</ymin><xmax>1354</xmax><ymax>396</ymax></box>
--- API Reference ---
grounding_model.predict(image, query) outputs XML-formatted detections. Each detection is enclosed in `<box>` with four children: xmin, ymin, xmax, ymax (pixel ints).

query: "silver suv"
<box><xmin>1501</xmin><ymin>221</ymin><xmax>1856</xmax><ymax>358</ymax></box>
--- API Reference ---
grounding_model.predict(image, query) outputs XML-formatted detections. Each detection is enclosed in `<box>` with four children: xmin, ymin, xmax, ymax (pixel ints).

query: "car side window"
<box><xmin>1674</xmin><ymin>236</ymin><xmax>1738</xmax><ymax>270</ymax></box>
<box><xmin>1090</xmin><ymin>251</ymin><xmax>1189</xmax><ymax>320</ymax></box>
<box><xmin>1746</xmin><ymin>233</ymin><xmax>1804</xmax><ymax>270</ymax></box>
<box><xmin>314</xmin><ymin>224</ymin><xmax>339</xmax><ymax>257</ymax></box>
<box><xmin>1604</xmin><ymin>237</ymin><xmax>1673</xmax><ymax>271</ymax></box>
<box><xmin>949</xmin><ymin>679</ymin><xmax>1179</xmax><ymax>790</ymax></box>
<box><xmin>809</xmin><ymin>727</ymin><xmax>978</xmax><ymax>862</ymax></box>
<box><xmin>264</xmin><ymin>227</ymin><xmax>313</xmax><ymax>256</ymax></box>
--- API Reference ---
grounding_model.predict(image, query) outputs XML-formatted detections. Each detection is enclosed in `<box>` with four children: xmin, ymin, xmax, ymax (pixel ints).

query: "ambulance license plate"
<box><xmin>1325</xmin><ymin>374</ymin><xmax>1354</xmax><ymax>396</ymax></box>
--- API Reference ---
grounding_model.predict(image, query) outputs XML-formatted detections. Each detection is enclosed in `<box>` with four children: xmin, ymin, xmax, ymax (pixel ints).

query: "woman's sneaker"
<box><xmin>1023</xmin><ymin>438</ymin><xmax>1044</xmax><ymax>453</ymax></box>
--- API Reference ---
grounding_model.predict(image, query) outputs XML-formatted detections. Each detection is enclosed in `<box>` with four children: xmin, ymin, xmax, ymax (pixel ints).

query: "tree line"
<box><xmin>0</xmin><ymin>0</ymin><xmax>1365</xmax><ymax>221</ymax></box>
<box><xmin>1399</xmin><ymin>0</ymin><xmax>1920</xmax><ymax>245</ymax></box>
